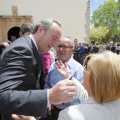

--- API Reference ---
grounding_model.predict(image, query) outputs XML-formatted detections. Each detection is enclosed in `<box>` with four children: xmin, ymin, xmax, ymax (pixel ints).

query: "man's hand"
<box><xmin>55</xmin><ymin>60</ymin><xmax>71</xmax><ymax>79</ymax></box>
<box><xmin>11</xmin><ymin>114</ymin><xmax>36</xmax><ymax>120</ymax></box>
<box><xmin>49</xmin><ymin>79</ymin><xmax>76</xmax><ymax>104</ymax></box>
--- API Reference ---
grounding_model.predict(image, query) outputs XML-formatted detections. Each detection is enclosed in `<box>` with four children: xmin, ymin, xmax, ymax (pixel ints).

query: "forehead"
<box><xmin>49</xmin><ymin>23</ymin><xmax>61</xmax><ymax>35</ymax></box>
<box><xmin>74</xmin><ymin>39</ymin><xmax>77</xmax><ymax>41</ymax></box>
<box><xmin>58</xmin><ymin>38</ymin><xmax>72</xmax><ymax>45</ymax></box>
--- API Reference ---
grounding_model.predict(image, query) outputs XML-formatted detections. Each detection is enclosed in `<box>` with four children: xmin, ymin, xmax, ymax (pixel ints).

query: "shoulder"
<box><xmin>1</xmin><ymin>38</ymin><xmax>33</xmax><ymax>61</ymax></box>
<box><xmin>5</xmin><ymin>37</ymin><xmax>30</xmax><ymax>51</ymax></box>
<box><xmin>48</xmin><ymin>62</ymin><xmax>56</xmax><ymax>72</ymax></box>
<box><xmin>58</xmin><ymin>105</ymin><xmax>84</xmax><ymax>120</ymax></box>
<box><xmin>68</xmin><ymin>58</ymin><xmax>83</xmax><ymax>74</ymax></box>
<box><xmin>72</xmin><ymin>59</ymin><xmax>83</xmax><ymax>69</ymax></box>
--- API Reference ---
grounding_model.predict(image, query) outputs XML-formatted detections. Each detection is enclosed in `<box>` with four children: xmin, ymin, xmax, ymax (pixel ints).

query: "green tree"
<box><xmin>90</xmin><ymin>26</ymin><xmax>109</xmax><ymax>43</ymax></box>
<box><xmin>91</xmin><ymin>0</ymin><xmax>120</xmax><ymax>43</ymax></box>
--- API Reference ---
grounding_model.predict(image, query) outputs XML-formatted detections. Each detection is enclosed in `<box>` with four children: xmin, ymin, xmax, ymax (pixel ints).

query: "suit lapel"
<box><xmin>24</xmin><ymin>35</ymin><xmax>43</xmax><ymax>89</ymax></box>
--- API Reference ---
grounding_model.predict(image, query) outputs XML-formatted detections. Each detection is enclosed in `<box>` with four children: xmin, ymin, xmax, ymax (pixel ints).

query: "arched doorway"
<box><xmin>7</xmin><ymin>27</ymin><xmax>20</xmax><ymax>42</ymax></box>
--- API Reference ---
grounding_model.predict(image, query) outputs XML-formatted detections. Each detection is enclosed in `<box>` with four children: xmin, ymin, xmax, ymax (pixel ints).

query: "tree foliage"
<box><xmin>91</xmin><ymin>0</ymin><xmax>120</xmax><ymax>43</ymax></box>
<box><xmin>90</xmin><ymin>27</ymin><xmax>109</xmax><ymax>43</ymax></box>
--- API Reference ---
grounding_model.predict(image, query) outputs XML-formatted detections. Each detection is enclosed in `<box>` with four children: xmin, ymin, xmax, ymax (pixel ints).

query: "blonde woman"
<box><xmin>58</xmin><ymin>51</ymin><xmax>120</xmax><ymax>120</ymax></box>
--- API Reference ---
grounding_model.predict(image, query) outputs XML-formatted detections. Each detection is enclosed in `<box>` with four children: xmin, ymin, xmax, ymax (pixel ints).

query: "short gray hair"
<box><xmin>20</xmin><ymin>23</ymin><xmax>34</xmax><ymax>35</ymax></box>
<box><xmin>33</xmin><ymin>18</ymin><xmax>61</xmax><ymax>34</ymax></box>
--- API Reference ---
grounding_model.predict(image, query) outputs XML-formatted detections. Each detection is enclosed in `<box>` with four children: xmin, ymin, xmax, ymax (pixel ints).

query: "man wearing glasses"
<box><xmin>44</xmin><ymin>36</ymin><xmax>84</xmax><ymax>120</ymax></box>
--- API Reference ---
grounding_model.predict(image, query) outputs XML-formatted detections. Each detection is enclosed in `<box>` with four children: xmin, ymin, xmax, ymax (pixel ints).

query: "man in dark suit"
<box><xmin>106</xmin><ymin>42</ymin><xmax>116</xmax><ymax>53</ymax></box>
<box><xmin>0</xmin><ymin>19</ymin><xmax>76</xmax><ymax>120</ymax></box>
<box><xmin>88</xmin><ymin>40</ymin><xmax>99</xmax><ymax>53</ymax></box>
<box><xmin>79</xmin><ymin>42</ymin><xmax>89</xmax><ymax>65</ymax></box>
<box><xmin>73</xmin><ymin>39</ymin><xmax>80</xmax><ymax>63</ymax></box>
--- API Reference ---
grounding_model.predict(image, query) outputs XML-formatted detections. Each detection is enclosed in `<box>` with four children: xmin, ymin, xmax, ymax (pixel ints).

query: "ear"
<box><xmin>19</xmin><ymin>32</ymin><xmax>23</xmax><ymax>37</ymax></box>
<box><xmin>37</xmin><ymin>25</ymin><xmax>44</xmax><ymax>33</ymax></box>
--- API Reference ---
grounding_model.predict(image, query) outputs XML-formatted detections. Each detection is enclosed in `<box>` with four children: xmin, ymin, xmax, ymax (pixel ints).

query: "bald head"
<box><xmin>56</xmin><ymin>36</ymin><xmax>74</xmax><ymax>63</ymax></box>
<box><xmin>0</xmin><ymin>42</ymin><xmax>10</xmax><ymax>54</ymax></box>
<box><xmin>2</xmin><ymin>42</ymin><xmax>9</xmax><ymax>48</ymax></box>
<box><xmin>59</xmin><ymin>37</ymin><xmax>73</xmax><ymax>46</ymax></box>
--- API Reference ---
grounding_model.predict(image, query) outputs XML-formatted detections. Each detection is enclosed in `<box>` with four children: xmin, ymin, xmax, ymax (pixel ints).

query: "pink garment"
<box><xmin>43</xmin><ymin>52</ymin><xmax>52</xmax><ymax>75</ymax></box>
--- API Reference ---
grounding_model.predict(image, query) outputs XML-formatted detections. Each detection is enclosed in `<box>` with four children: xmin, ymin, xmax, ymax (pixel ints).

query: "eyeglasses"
<box><xmin>57</xmin><ymin>45</ymin><xmax>73</xmax><ymax>49</ymax></box>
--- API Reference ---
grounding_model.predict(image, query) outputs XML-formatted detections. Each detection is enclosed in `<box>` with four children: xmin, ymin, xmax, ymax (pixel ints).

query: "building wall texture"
<box><xmin>0</xmin><ymin>0</ymin><xmax>90</xmax><ymax>43</ymax></box>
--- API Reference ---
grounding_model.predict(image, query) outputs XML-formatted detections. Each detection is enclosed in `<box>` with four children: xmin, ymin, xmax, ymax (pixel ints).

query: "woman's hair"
<box><xmin>84</xmin><ymin>51</ymin><xmax>120</xmax><ymax>104</ymax></box>
<box><xmin>33</xmin><ymin>19</ymin><xmax>61</xmax><ymax>34</ymax></box>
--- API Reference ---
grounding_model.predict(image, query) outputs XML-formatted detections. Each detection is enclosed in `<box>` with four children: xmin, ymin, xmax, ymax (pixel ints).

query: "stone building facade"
<box><xmin>0</xmin><ymin>0</ymin><xmax>90</xmax><ymax>43</ymax></box>
<box><xmin>0</xmin><ymin>6</ymin><xmax>33</xmax><ymax>42</ymax></box>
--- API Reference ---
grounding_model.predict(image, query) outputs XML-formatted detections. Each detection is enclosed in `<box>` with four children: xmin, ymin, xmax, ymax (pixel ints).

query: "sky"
<box><xmin>90</xmin><ymin>0</ymin><xmax>107</xmax><ymax>17</ymax></box>
<box><xmin>90</xmin><ymin>0</ymin><xmax>107</xmax><ymax>27</ymax></box>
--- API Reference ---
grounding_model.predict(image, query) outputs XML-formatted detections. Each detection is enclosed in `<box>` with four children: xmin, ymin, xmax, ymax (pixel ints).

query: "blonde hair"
<box><xmin>84</xmin><ymin>51</ymin><xmax>120</xmax><ymax>104</ymax></box>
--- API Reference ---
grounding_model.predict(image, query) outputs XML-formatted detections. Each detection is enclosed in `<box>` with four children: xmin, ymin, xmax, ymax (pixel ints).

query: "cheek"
<box><xmin>49</xmin><ymin>39</ymin><xmax>54</xmax><ymax>46</ymax></box>
<box><xmin>53</xmin><ymin>41</ymin><xmax>58</xmax><ymax>47</ymax></box>
<box><xmin>65</xmin><ymin>53</ymin><xmax>71</xmax><ymax>59</ymax></box>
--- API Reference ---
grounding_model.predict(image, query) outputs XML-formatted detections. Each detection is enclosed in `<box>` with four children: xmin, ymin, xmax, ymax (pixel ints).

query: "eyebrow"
<box><xmin>52</xmin><ymin>35</ymin><xmax>58</xmax><ymax>40</ymax></box>
<box><xmin>57</xmin><ymin>44</ymin><xmax>72</xmax><ymax>46</ymax></box>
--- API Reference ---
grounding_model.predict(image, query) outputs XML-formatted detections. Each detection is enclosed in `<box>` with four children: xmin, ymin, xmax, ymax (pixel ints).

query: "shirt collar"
<box><xmin>82</xmin><ymin>97</ymin><xmax>96</xmax><ymax>104</ymax></box>
<box><xmin>29</xmin><ymin>34</ymin><xmax>38</xmax><ymax>50</ymax></box>
<box><xmin>66</xmin><ymin>57</ymin><xmax>74</xmax><ymax>69</ymax></box>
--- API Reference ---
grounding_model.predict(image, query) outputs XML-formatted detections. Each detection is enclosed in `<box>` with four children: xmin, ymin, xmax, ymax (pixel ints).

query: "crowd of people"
<box><xmin>73</xmin><ymin>39</ymin><xmax>120</xmax><ymax>65</ymax></box>
<box><xmin>0</xmin><ymin>18</ymin><xmax>120</xmax><ymax>120</ymax></box>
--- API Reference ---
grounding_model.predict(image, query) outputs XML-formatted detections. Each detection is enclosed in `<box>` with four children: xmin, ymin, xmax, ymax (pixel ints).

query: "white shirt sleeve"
<box><xmin>71</xmin><ymin>77</ymin><xmax>89</xmax><ymax>102</ymax></box>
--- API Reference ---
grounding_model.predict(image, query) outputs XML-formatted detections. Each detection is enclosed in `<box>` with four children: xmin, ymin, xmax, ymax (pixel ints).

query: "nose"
<box><xmin>59</xmin><ymin>47</ymin><xmax>63</xmax><ymax>50</ymax></box>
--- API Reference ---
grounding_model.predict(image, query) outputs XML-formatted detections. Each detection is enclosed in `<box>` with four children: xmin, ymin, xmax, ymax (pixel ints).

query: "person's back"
<box><xmin>59</xmin><ymin>97</ymin><xmax>120</xmax><ymax>120</ymax></box>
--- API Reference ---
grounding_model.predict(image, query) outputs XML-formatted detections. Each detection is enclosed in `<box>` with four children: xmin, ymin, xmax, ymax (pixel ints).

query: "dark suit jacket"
<box><xmin>88</xmin><ymin>46</ymin><xmax>99</xmax><ymax>53</ymax></box>
<box><xmin>79</xmin><ymin>47</ymin><xmax>89</xmax><ymax>65</ymax></box>
<box><xmin>73</xmin><ymin>46</ymin><xmax>80</xmax><ymax>63</ymax></box>
<box><xmin>0</xmin><ymin>36</ymin><xmax>47</xmax><ymax>119</ymax></box>
<box><xmin>107</xmin><ymin>46</ymin><xmax>116</xmax><ymax>53</ymax></box>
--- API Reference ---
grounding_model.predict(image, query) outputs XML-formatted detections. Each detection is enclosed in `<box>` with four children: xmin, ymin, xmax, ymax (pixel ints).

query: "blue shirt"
<box><xmin>45</xmin><ymin>57</ymin><xmax>84</xmax><ymax>109</ymax></box>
